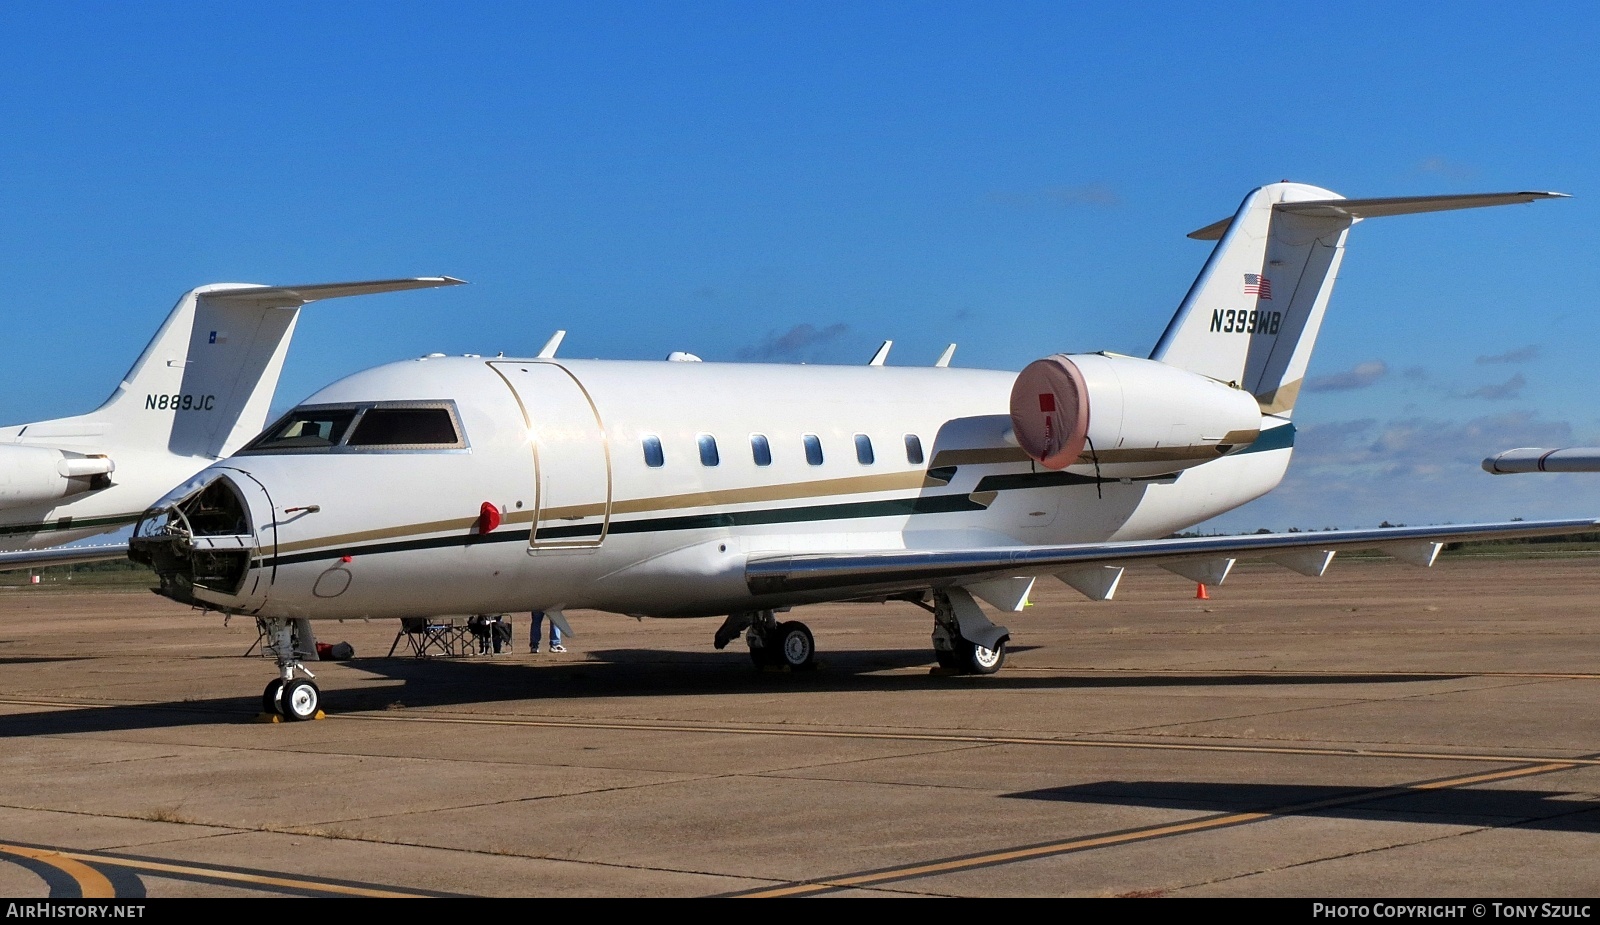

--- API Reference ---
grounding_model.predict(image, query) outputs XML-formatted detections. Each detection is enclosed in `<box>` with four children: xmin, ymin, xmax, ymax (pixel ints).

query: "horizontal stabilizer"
<box><xmin>1188</xmin><ymin>191</ymin><xmax>1567</xmax><ymax>240</ymax></box>
<box><xmin>202</xmin><ymin>276</ymin><xmax>466</xmax><ymax>307</ymax></box>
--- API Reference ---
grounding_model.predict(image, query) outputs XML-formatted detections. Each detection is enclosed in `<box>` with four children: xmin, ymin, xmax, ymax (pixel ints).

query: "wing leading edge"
<box><xmin>745</xmin><ymin>518</ymin><xmax>1600</xmax><ymax>600</ymax></box>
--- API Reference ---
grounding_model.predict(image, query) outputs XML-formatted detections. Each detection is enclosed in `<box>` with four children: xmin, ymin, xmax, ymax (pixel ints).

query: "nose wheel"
<box><xmin>262</xmin><ymin>679</ymin><xmax>283</xmax><ymax>715</ymax></box>
<box><xmin>259</xmin><ymin>618</ymin><xmax>324</xmax><ymax>721</ymax></box>
<box><xmin>262</xmin><ymin>678</ymin><xmax>321</xmax><ymax>721</ymax></box>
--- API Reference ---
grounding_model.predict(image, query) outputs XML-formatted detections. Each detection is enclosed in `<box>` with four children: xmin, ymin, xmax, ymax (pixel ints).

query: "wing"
<box><xmin>0</xmin><ymin>543</ymin><xmax>129</xmax><ymax>572</ymax></box>
<box><xmin>745</xmin><ymin>518</ymin><xmax>1599</xmax><ymax>604</ymax></box>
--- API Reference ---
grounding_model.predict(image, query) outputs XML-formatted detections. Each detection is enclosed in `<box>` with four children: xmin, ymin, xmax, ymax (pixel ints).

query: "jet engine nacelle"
<box><xmin>0</xmin><ymin>445</ymin><xmax>115</xmax><ymax>508</ymax></box>
<box><xmin>1009</xmin><ymin>353</ymin><xmax>1263</xmax><ymax>477</ymax></box>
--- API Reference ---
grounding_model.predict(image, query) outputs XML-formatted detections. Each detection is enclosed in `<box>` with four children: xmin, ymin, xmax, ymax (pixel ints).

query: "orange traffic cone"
<box><xmin>1195</xmin><ymin>583</ymin><xmax>1209</xmax><ymax>600</ymax></box>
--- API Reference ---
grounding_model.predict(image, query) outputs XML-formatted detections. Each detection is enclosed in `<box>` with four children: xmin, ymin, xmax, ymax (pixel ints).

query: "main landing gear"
<box><xmin>712</xmin><ymin>590</ymin><xmax>1011</xmax><ymax>677</ymax></box>
<box><xmin>260</xmin><ymin>617</ymin><xmax>322</xmax><ymax>721</ymax></box>
<box><xmin>714</xmin><ymin>610</ymin><xmax>816</xmax><ymax>670</ymax></box>
<box><xmin>929</xmin><ymin>588</ymin><xmax>1010</xmax><ymax>675</ymax></box>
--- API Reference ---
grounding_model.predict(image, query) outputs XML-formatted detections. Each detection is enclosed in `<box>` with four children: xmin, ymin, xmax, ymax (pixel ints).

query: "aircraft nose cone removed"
<box><xmin>130</xmin><ymin>469</ymin><xmax>265</xmax><ymax>610</ymax></box>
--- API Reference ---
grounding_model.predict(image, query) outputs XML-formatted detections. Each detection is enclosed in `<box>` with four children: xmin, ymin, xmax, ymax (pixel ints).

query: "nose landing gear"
<box><xmin>259</xmin><ymin>618</ymin><xmax>323</xmax><ymax>721</ymax></box>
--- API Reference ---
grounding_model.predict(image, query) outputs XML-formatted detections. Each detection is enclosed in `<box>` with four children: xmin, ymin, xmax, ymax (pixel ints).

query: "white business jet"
<box><xmin>129</xmin><ymin>183</ymin><xmax>1590</xmax><ymax>721</ymax></box>
<box><xmin>0</xmin><ymin>277</ymin><xmax>462</xmax><ymax>571</ymax></box>
<box><xmin>1483</xmin><ymin>447</ymin><xmax>1600</xmax><ymax>474</ymax></box>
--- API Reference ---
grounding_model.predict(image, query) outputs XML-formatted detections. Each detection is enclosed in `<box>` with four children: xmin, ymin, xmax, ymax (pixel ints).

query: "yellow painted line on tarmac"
<box><xmin>0</xmin><ymin>841</ymin><xmax>432</xmax><ymax>898</ymax></box>
<box><xmin>735</xmin><ymin>761</ymin><xmax>1579</xmax><ymax>897</ymax></box>
<box><xmin>342</xmin><ymin>710</ymin><xmax>1600</xmax><ymax>767</ymax></box>
<box><xmin>0</xmin><ymin>844</ymin><xmax>114</xmax><ymax>898</ymax></box>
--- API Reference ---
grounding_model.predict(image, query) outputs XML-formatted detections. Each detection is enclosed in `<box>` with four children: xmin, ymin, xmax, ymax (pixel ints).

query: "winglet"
<box><xmin>869</xmin><ymin>340</ymin><xmax>892</xmax><ymax>366</ymax></box>
<box><xmin>1188</xmin><ymin>191</ymin><xmax>1568</xmax><ymax>240</ymax></box>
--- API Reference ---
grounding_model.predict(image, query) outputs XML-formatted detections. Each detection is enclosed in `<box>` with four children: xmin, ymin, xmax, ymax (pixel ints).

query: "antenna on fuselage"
<box><xmin>935</xmin><ymin>344</ymin><xmax>956</xmax><ymax>367</ymax></box>
<box><xmin>537</xmin><ymin>330</ymin><xmax>566</xmax><ymax>359</ymax></box>
<box><xmin>869</xmin><ymin>340</ymin><xmax>892</xmax><ymax>366</ymax></box>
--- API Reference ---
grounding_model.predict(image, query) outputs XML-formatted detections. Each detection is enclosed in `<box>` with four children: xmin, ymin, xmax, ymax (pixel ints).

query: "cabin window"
<box><xmin>803</xmin><ymin>434</ymin><xmax>824</xmax><ymax>466</ymax></box>
<box><xmin>854</xmin><ymin>434</ymin><xmax>875</xmax><ymax>465</ymax></box>
<box><xmin>751</xmin><ymin>434</ymin><xmax>772</xmax><ymax>467</ymax></box>
<box><xmin>698</xmin><ymin>434</ymin><xmax>720</xmax><ymax>467</ymax></box>
<box><xmin>642</xmin><ymin>435</ymin><xmax>664</xmax><ymax>468</ymax></box>
<box><xmin>904</xmin><ymin>434</ymin><xmax>924</xmax><ymax>465</ymax></box>
<box><xmin>346</xmin><ymin>408</ymin><xmax>461</xmax><ymax>448</ymax></box>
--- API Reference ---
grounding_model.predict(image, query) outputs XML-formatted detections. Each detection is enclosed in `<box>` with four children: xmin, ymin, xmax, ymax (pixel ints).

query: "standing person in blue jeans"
<box><xmin>530</xmin><ymin>610</ymin><xmax>564</xmax><ymax>653</ymax></box>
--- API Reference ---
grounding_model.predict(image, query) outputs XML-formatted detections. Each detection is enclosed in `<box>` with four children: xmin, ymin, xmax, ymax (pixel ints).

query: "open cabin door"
<box><xmin>489</xmin><ymin>362</ymin><xmax>612</xmax><ymax>549</ymax></box>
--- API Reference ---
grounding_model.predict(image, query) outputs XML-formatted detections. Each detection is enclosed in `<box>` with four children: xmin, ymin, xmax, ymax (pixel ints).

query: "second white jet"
<box><xmin>0</xmin><ymin>277</ymin><xmax>462</xmax><ymax>570</ymax></box>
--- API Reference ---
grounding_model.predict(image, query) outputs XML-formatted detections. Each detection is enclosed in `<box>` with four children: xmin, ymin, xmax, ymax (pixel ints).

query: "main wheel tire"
<box><xmin>281</xmin><ymin>678</ymin><xmax>320</xmax><ymax>721</ymax></box>
<box><xmin>262</xmin><ymin>679</ymin><xmax>285</xmax><ymax>716</ymax></box>
<box><xmin>958</xmin><ymin>637</ymin><xmax>1007</xmax><ymax>675</ymax></box>
<box><xmin>933</xmin><ymin>647</ymin><xmax>961</xmax><ymax>670</ymax></box>
<box><xmin>773</xmin><ymin>621</ymin><xmax>815</xmax><ymax>670</ymax></box>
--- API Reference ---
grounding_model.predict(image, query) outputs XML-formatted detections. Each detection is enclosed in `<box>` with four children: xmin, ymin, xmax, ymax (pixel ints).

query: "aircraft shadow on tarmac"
<box><xmin>1003</xmin><ymin>780</ymin><xmax>1600</xmax><ymax>834</ymax></box>
<box><xmin>0</xmin><ymin>647</ymin><xmax>1465</xmax><ymax>738</ymax></box>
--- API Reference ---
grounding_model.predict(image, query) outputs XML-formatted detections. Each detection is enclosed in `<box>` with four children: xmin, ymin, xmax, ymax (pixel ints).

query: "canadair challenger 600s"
<box><xmin>130</xmin><ymin>182</ymin><xmax>1591</xmax><ymax>722</ymax></box>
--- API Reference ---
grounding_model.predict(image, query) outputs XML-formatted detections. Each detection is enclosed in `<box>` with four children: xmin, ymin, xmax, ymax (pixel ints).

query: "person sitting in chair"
<box><xmin>467</xmin><ymin>614</ymin><xmax>497</xmax><ymax>654</ymax></box>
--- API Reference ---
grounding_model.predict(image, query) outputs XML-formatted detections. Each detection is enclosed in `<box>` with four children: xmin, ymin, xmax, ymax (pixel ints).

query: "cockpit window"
<box><xmin>240</xmin><ymin>402</ymin><xmax>466</xmax><ymax>454</ymax></box>
<box><xmin>347</xmin><ymin>408</ymin><xmax>460</xmax><ymax>448</ymax></box>
<box><xmin>247</xmin><ymin>408</ymin><xmax>359</xmax><ymax>450</ymax></box>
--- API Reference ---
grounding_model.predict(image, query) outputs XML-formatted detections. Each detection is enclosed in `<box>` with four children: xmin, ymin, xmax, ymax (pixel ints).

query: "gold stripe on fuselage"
<box><xmin>271</xmin><ymin>468</ymin><xmax>942</xmax><ymax>555</ymax></box>
<box><xmin>268</xmin><ymin>437</ymin><xmax>1252</xmax><ymax>558</ymax></box>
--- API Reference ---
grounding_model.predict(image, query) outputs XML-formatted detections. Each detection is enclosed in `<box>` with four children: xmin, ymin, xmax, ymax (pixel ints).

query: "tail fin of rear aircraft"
<box><xmin>48</xmin><ymin>277</ymin><xmax>464</xmax><ymax>459</ymax></box>
<box><xmin>1149</xmin><ymin>184</ymin><xmax>1564</xmax><ymax>417</ymax></box>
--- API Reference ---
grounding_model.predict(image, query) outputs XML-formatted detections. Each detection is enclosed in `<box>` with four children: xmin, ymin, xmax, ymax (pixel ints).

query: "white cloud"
<box><xmin>1476</xmin><ymin>345</ymin><xmax>1540</xmax><ymax>365</ymax></box>
<box><xmin>1203</xmin><ymin>411</ymin><xmax>1596</xmax><ymax>532</ymax></box>
<box><xmin>1305</xmin><ymin>360</ymin><xmax>1388</xmax><ymax>392</ymax></box>
<box><xmin>987</xmin><ymin>182</ymin><xmax>1120</xmax><ymax>209</ymax></box>
<box><xmin>1463</xmin><ymin>373</ymin><xmax>1526</xmax><ymax>401</ymax></box>
<box><xmin>736</xmin><ymin>323</ymin><xmax>850</xmax><ymax>362</ymax></box>
<box><xmin>1417</xmin><ymin>156</ymin><xmax>1477</xmax><ymax>179</ymax></box>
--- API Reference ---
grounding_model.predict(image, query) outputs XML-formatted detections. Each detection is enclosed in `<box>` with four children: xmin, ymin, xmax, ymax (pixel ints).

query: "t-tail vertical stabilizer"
<box><xmin>1150</xmin><ymin>184</ymin><xmax>1565</xmax><ymax>418</ymax></box>
<box><xmin>56</xmin><ymin>277</ymin><xmax>466</xmax><ymax>460</ymax></box>
<box><xmin>0</xmin><ymin>276</ymin><xmax>464</xmax><ymax>560</ymax></box>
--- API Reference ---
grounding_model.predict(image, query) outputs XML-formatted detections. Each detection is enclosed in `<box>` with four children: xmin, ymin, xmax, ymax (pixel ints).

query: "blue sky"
<box><xmin>2</xmin><ymin>1</ymin><xmax>1598</xmax><ymax>531</ymax></box>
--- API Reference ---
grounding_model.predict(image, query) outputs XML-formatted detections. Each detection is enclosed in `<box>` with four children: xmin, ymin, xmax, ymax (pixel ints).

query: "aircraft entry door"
<box><xmin>490</xmin><ymin>362</ymin><xmax>612</xmax><ymax>549</ymax></box>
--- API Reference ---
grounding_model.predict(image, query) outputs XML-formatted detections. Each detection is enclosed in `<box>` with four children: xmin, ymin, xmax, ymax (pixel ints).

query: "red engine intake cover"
<box><xmin>1009</xmin><ymin>355</ymin><xmax>1091</xmax><ymax>470</ymax></box>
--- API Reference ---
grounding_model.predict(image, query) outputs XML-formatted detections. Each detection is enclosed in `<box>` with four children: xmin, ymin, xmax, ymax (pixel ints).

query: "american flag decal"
<box><xmin>1243</xmin><ymin>273</ymin><xmax>1272</xmax><ymax>300</ymax></box>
